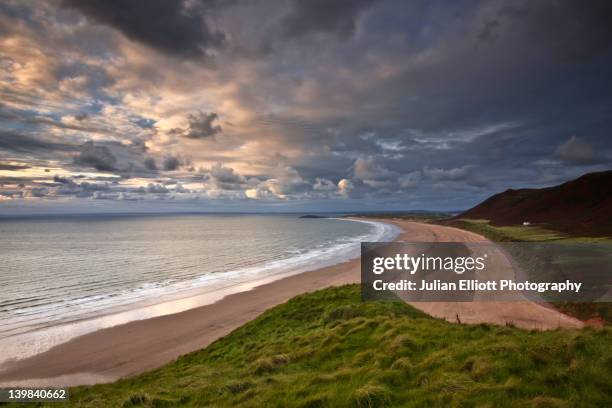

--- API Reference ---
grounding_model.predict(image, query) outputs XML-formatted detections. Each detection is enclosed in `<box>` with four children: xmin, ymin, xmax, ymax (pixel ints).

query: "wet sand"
<box><xmin>0</xmin><ymin>218</ymin><xmax>583</xmax><ymax>387</ymax></box>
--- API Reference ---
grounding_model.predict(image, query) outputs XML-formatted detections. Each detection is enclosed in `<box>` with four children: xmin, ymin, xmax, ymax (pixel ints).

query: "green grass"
<box><xmin>19</xmin><ymin>285</ymin><xmax>611</xmax><ymax>407</ymax></box>
<box><xmin>442</xmin><ymin>219</ymin><xmax>611</xmax><ymax>243</ymax></box>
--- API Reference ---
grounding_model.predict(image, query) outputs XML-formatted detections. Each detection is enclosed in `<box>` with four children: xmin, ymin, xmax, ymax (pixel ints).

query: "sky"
<box><xmin>0</xmin><ymin>0</ymin><xmax>611</xmax><ymax>214</ymax></box>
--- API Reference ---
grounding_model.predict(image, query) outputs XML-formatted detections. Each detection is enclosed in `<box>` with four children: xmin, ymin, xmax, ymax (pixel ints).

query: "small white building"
<box><xmin>522</xmin><ymin>221</ymin><xmax>531</xmax><ymax>226</ymax></box>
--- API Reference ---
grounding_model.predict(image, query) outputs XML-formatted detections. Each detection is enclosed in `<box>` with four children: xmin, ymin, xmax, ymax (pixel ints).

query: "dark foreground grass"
<box><xmin>16</xmin><ymin>285</ymin><xmax>611</xmax><ymax>407</ymax></box>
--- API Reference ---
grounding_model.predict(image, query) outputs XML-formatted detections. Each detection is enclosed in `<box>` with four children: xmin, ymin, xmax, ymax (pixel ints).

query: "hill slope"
<box><xmin>458</xmin><ymin>170</ymin><xmax>612</xmax><ymax>236</ymax></box>
<box><xmin>26</xmin><ymin>285</ymin><xmax>611</xmax><ymax>407</ymax></box>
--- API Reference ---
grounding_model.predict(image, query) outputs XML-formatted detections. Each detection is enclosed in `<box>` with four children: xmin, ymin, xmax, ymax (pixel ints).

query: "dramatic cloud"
<box><xmin>255</xmin><ymin>164</ymin><xmax>311</xmax><ymax>199</ymax></box>
<box><xmin>60</xmin><ymin>0</ymin><xmax>226</xmax><ymax>59</ymax></box>
<box><xmin>173</xmin><ymin>112</ymin><xmax>222</xmax><ymax>139</ymax></box>
<box><xmin>162</xmin><ymin>156</ymin><xmax>181</xmax><ymax>171</ymax></box>
<box><xmin>209</xmin><ymin>162</ymin><xmax>247</xmax><ymax>190</ymax></box>
<box><xmin>353</xmin><ymin>156</ymin><xmax>397</xmax><ymax>188</ymax></box>
<box><xmin>1</xmin><ymin>0</ymin><xmax>611</xmax><ymax>213</ymax></box>
<box><xmin>74</xmin><ymin>141</ymin><xmax>117</xmax><ymax>171</ymax></box>
<box><xmin>479</xmin><ymin>0</ymin><xmax>612</xmax><ymax>62</ymax></box>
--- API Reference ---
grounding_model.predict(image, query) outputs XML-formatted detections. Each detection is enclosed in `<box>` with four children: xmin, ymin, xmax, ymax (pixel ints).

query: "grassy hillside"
<box><xmin>25</xmin><ymin>285</ymin><xmax>611</xmax><ymax>407</ymax></box>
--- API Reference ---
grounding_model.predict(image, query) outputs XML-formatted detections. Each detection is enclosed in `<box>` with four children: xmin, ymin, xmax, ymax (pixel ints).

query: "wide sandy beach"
<box><xmin>0</xmin><ymin>218</ymin><xmax>583</xmax><ymax>387</ymax></box>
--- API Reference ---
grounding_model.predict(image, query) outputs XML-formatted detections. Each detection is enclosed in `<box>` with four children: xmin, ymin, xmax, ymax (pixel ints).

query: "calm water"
<box><xmin>0</xmin><ymin>214</ymin><xmax>399</xmax><ymax>362</ymax></box>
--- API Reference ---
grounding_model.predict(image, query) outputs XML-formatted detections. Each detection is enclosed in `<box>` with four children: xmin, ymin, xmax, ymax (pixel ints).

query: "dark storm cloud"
<box><xmin>282</xmin><ymin>0</ymin><xmax>379</xmax><ymax>39</ymax></box>
<box><xmin>323</xmin><ymin>0</ymin><xmax>612</xmax><ymax>136</ymax></box>
<box><xmin>253</xmin><ymin>0</ymin><xmax>612</xmax><ymax>207</ymax></box>
<box><xmin>162</xmin><ymin>156</ymin><xmax>181</xmax><ymax>171</ymax></box>
<box><xmin>69</xmin><ymin>140</ymin><xmax>164</xmax><ymax>175</ymax></box>
<box><xmin>482</xmin><ymin>0</ymin><xmax>612</xmax><ymax>62</ymax></box>
<box><xmin>74</xmin><ymin>141</ymin><xmax>117</xmax><ymax>171</ymax></box>
<box><xmin>60</xmin><ymin>0</ymin><xmax>226</xmax><ymax>59</ymax></box>
<box><xmin>174</xmin><ymin>112</ymin><xmax>222</xmax><ymax>139</ymax></box>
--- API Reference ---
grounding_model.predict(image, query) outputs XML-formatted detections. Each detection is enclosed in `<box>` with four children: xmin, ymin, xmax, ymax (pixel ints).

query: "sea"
<box><xmin>0</xmin><ymin>214</ymin><xmax>400</xmax><ymax>363</ymax></box>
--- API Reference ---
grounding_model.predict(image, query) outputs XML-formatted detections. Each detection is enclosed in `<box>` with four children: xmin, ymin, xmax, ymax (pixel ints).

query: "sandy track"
<box><xmin>388</xmin><ymin>219</ymin><xmax>584</xmax><ymax>330</ymax></box>
<box><xmin>0</xmin><ymin>218</ymin><xmax>582</xmax><ymax>387</ymax></box>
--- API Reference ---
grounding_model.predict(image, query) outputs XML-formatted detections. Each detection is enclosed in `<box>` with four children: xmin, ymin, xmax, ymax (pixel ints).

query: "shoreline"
<box><xmin>0</xmin><ymin>218</ymin><xmax>584</xmax><ymax>387</ymax></box>
<box><xmin>0</xmin><ymin>217</ymin><xmax>399</xmax><ymax>386</ymax></box>
<box><xmin>0</xmin><ymin>248</ymin><xmax>365</xmax><ymax>387</ymax></box>
<box><xmin>0</xmin><ymin>217</ymin><xmax>399</xmax><ymax>365</ymax></box>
